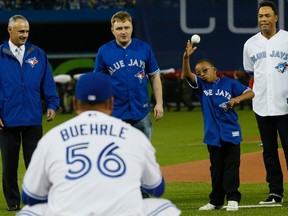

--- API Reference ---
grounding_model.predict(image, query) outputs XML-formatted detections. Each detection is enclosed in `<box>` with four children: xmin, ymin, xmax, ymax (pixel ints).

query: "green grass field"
<box><xmin>0</xmin><ymin>107</ymin><xmax>287</xmax><ymax>215</ymax></box>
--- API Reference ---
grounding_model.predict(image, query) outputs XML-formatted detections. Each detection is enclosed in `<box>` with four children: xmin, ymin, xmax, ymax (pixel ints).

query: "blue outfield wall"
<box><xmin>134</xmin><ymin>0</ymin><xmax>287</xmax><ymax>70</ymax></box>
<box><xmin>0</xmin><ymin>8</ymin><xmax>135</xmax><ymax>24</ymax></box>
<box><xmin>0</xmin><ymin>0</ymin><xmax>286</xmax><ymax>73</ymax></box>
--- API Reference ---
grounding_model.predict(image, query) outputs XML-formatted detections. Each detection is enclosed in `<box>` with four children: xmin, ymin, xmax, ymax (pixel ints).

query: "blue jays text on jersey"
<box><xmin>108</xmin><ymin>59</ymin><xmax>146</xmax><ymax>75</ymax></box>
<box><xmin>94</xmin><ymin>38</ymin><xmax>160</xmax><ymax>121</ymax></box>
<box><xmin>250</xmin><ymin>50</ymin><xmax>288</xmax><ymax>64</ymax></box>
<box><xmin>203</xmin><ymin>89</ymin><xmax>232</xmax><ymax>100</ymax></box>
<box><xmin>189</xmin><ymin>77</ymin><xmax>250</xmax><ymax>147</ymax></box>
<box><xmin>60</xmin><ymin>123</ymin><xmax>128</xmax><ymax>141</ymax></box>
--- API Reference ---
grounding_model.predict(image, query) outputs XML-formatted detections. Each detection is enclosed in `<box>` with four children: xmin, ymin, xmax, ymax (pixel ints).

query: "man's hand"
<box><xmin>154</xmin><ymin>104</ymin><xmax>164</xmax><ymax>121</ymax></box>
<box><xmin>47</xmin><ymin>109</ymin><xmax>56</xmax><ymax>122</ymax></box>
<box><xmin>0</xmin><ymin>118</ymin><xmax>4</xmax><ymax>130</ymax></box>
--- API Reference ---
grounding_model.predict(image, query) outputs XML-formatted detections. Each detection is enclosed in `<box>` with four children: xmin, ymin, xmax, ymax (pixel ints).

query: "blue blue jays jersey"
<box><xmin>94</xmin><ymin>39</ymin><xmax>160</xmax><ymax>121</ymax></box>
<box><xmin>189</xmin><ymin>77</ymin><xmax>250</xmax><ymax>147</ymax></box>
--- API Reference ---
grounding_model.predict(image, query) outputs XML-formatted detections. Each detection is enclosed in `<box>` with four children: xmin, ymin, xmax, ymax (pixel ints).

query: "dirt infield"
<box><xmin>161</xmin><ymin>150</ymin><xmax>288</xmax><ymax>183</ymax></box>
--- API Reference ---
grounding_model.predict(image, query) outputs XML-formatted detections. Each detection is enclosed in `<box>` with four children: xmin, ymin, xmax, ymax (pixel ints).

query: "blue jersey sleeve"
<box><xmin>232</xmin><ymin>78</ymin><xmax>251</xmax><ymax>97</ymax></box>
<box><xmin>145</xmin><ymin>44</ymin><xmax>160</xmax><ymax>76</ymax></box>
<box><xmin>22</xmin><ymin>189</ymin><xmax>48</xmax><ymax>206</ymax></box>
<box><xmin>93</xmin><ymin>47</ymin><xmax>107</xmax><ymax>74</ymax></box>
<box><xmin>141</xmin><ymin>177</ymin><xmax>165</xmax><ymax>197</ymax></box>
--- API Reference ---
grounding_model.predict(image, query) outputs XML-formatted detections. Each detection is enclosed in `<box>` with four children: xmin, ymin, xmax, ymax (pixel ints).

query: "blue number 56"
<box><xmin>65</xmin><ymin>142</ymin><xmax>126</xmax><ymax>180</ymax></box>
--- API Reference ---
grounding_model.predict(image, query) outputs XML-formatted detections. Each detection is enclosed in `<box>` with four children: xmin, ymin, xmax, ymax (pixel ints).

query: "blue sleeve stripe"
<box><xmin>141</xmin><ymin>177</ymin><xmax>165</xmax><ymax>197</ymax></box>
<box><xmin>22</xmin><ymin>184</ymin><xmax>48</xmax><ymax>201</ymax></box>
<box><xmin>22</xmin><ymin>191</ymin><xmax>48</xmax><ymax>206</ymax></box>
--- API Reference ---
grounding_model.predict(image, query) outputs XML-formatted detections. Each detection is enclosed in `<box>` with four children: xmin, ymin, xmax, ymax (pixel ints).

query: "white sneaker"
<box><xmin>199</xmin><ymin>203</ymin><xmax>223</xmax><ymax>211</ymax></box>
<box><xmin>226</xmin><ymin>201</ymin><xmax>239</xmax><ymax>211</ymax></box>
<box><xmin>259</xmin><ymin>195</ymin><xmax>283</xmax><ymax>204</ymax></box>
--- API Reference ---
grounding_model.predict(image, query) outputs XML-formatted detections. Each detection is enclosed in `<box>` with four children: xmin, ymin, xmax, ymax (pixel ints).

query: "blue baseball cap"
<box><xmin>75</xmin><ymin>72</ymin><xmax>113</xmax><ymax>102</ymax></box>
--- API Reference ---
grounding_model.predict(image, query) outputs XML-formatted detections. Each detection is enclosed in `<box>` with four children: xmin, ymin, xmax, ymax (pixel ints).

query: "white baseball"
<box><xmin>191</xmin><ymin>34</ymin><xmax>201</xmax><ymax>45</ymax></box>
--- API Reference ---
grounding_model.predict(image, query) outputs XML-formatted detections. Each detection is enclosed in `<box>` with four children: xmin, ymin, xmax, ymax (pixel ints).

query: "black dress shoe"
<box><xmin>7</xmin><ymin>204</ymin><xmax>20</xmax><ymax>211</ymax></box>
<box><xmin>141</xmin><ymin>191</ymin><xmax>150</xmax><ymax>199</ymax></box>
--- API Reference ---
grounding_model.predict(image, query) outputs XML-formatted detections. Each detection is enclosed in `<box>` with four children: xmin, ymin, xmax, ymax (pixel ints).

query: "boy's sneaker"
<box><xmin>199</xmin><ymin>203</ymin><xmax>223</xmax><ymax>211</ymax></box>
<box><xmin>226</xmin><ymin>201</ymin><xmax>239</xmax><ymax>211</ymax></box>
<box><xmin>7</xmin><ymin>204</ymin><xmax>20</xmax><ymax>211</ymax></box>
<box><xmin>259</xmin><ymin>195</ymin><xmax>283</xmax><ymax>204</ymax></box>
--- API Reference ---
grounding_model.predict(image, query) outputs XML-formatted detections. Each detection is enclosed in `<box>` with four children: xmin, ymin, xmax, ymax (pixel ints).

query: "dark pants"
<box><xmin>255</xmin><ymin>113</ymin><xmax>288</xmax><ymax>197</ymax></box>
<box><xmin>207</xmin><ymin>141</ymin><xmax>241</xmax><ymax>206</ymax></box>
<box><xmin>0</xmin><ymin>126</ymin><xmax>42</xmax><ymax>207</ymax></box>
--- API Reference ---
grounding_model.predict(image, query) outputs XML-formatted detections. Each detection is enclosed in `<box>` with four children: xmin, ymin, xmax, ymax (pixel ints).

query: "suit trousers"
<box><xmin>0</xmin><ymin>125</ymin><xmax>42</xmax><ymax>207</ymax></box>
<box><xmin>255</xmin><ymin>113</ymin><xmax>288</xmax><ymax>197</ymax></box>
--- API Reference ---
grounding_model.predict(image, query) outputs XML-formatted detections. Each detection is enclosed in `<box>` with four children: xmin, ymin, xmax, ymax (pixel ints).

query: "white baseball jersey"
<box><xmin>243</xmin><ymin>29</ymin><xmax>288</xmax><ymax>116</ymax></box>
<box><xmin>20</xmin><ymin>111</ymin><xmax>165</xmax><ymax>216</ymax></box>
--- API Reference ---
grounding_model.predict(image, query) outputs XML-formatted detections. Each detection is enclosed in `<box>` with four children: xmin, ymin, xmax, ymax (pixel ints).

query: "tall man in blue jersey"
<box><xmin>0</xmin><ymin>15</ymin><xmax>60</xmax><ymax>211</ymax></box>
<box><xmin>94</xmin><ymin>11</ymin><xmax>164</xmax><ymax>141</ymax></box>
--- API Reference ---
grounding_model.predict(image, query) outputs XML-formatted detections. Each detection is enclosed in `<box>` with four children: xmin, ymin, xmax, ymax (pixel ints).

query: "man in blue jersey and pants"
<box><xmin>93</xmin><ymin>11</ymin><xmax>164</xmax><ymax>141</ymax></box>
<box><xmin>94</xmin><ymin>11</ymin><xmax>164</xmax><ymax>199</ymax></box>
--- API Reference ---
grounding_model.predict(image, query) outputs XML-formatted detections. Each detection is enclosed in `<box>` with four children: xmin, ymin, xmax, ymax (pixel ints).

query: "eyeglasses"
<box><xmin>196</xmin><ymin>67</ymin><xmax>215</xmax><ymax>76</ymax></box>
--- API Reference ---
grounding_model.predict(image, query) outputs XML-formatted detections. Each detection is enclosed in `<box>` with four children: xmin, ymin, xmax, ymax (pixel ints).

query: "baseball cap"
<box><xmin>75</xmin><ymin>72</ymin><xmax>113</xmax><ymax>102</ymax></box>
